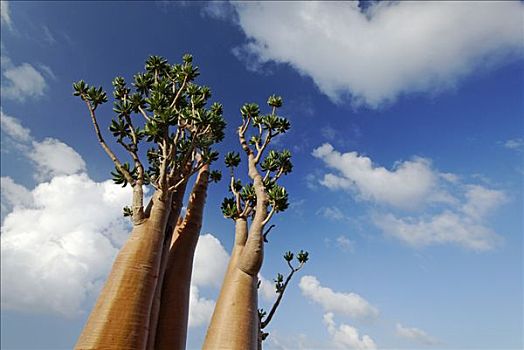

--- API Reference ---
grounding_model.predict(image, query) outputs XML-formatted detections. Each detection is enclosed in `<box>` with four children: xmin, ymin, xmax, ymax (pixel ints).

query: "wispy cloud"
<box><xmin>1</xmin><ymin>1</ymin><xmax>12</xmax><ymax>29</ymax></box>
<box><xmin>396</xmin><ymin>323</ymin><xmax>438</xmax><ymax>345</ymax></box>
<box><xmin>317</xmin><ymin>206</ymin><xmax>346</xmax><ymax>221</ymax></box>
<box><xmin>313</xmin><ymin>143</ymin><xmax>507</xmax><ymax>251</ymax></box>
<box><xmin>503</xmin><ymin>138</ymin><xmax>524</xmax><ymax>151</ymax></box>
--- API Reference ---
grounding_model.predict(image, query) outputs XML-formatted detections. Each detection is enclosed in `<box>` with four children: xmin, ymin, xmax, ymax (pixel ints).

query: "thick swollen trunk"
<box><xmin>202</xmin><ymin>266</ymin><xmax>259</xmax><ymax>349</ymax></box>
<box><xmin>154</xmin><ymin>166</ymin><xmax>210</xmax><ymax>350</ymax></box>
<box><xmin>146</xmin><ymin>183</ymin><xmax>188</xmax><ymax>350</ymax></box>
<box><xmin>75</xmin><ymin>191</ymin><xmax>170</xmax><ymax>350</ymax></box>
<box><xmin>203</xmin><ymin>220</ymin><xmax>264</xmax><ymax>350</ymax></box>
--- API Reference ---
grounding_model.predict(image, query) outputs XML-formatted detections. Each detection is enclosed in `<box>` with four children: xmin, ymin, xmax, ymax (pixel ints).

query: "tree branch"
<box><xmin>261</xmin><ymin>269</ymin><xmax>295</xmax><ymax>329</ymax></box>
<box><xmin>263</xmin><ymin>224</ymin><xmax>275</xmax><ymax>243</ymax></box>
<box><xmin>254</xmin><ymin>131</ymin><xmax>272</xmax><ymax>164</ymax></box>
<box><xmin>261</xmin><ymin>206</ymin><xmax>276</xmax><ymax>226</ymax></box>
<box><xmin>81</xmin><ymin>97</ymin><xmax>134</xmax><ymax>185</ymax></box>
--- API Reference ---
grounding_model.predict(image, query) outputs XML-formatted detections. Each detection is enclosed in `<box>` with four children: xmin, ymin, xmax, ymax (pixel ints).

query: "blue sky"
<box><xmin>1</xmin><ymin>1</ymin><xmax>523</xmax><ymax>349</ymax></box>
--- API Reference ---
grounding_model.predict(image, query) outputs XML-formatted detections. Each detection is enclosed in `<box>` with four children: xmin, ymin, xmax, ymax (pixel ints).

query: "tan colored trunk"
<box><xmin>202</xmin><ymin>266</ymin><xmax>259</xmax><ymax>349</ymax></box>
<box><xmin>75</xmin><ymin>191</ymin><xmax>170</xmax><ymax>350</ymax></box>
<box><xmin>203</xmin><ymin>219</ymin><xmax>263</xmax><ymax>350</ymax></box>
<box><xmin>154</xmin><ymin>166</ymin><xmax>209</xmax><ymax>350</ymax></box>
<box><xmin>146</xmin><ymin>183</ymin><xmax>188</xmax><ymax>350</ymax></box>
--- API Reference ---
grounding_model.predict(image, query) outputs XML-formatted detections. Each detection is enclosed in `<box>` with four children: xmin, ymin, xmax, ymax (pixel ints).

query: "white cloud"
<box><xmin>191</xmin><ymin>233</ymin><xmax>229</xmax><ymax>288</ymax></box>
<box><xmin>231</xmin><ymin>2</ymin><xmax>524</xmax><ymax>107</ymax></box>
<box><xmin>313</xmin><ymin>143</ymin><xmax>507</xmax><ymax>251</ymax></box>
<box><xmin>30</xmin><ymin>138</ymin><xmax>87</xmax><ymax>180</ymax></box>
<box><xmin>188</xmin><ymin>233</ymin><xmax>231</xmax><ymax>328</ymax></box>
<box><xmin>188</xmin><ymin>285</ymin><xmax>215</xmax><ymax>328</ymax></box>
<box><xmin>503</xmin><ymin>138</ymin><xmax>524</xmax><ymax>151</ymax></box>
<box><xmin>1</xmin><ymin>58</ymin><xmax>47</xmax><ymax>101</ymax></box>
<box><xmin>1</xmin><ymin>173</ymin><xmax>131</xmax><ymax>317</ymax></box>
<box><xmin>258</xmin><ymin>274</ymin><xmax>276</xmax><ymax>301</ymax></box>
<box><xmin>324</xmin><ymin>312</ymin><xmax>377</xmax><ymax>350</ymax></box>
<box><xmin>299</xmin><ymin>275</ymin><xmax>378</xmax><ymax>319</ymax></box>
<box><xmin>396</xmin><ymin>323</ymin><xmax>438</xmax><ymax>345</ymax></box>
<box><xmin>1</xmin><ymin>109</ymin><xmax>31</xmax><ymax>142</ymax></box>
<box><xmin>374</xmin><ymin>210</ymin><xmax>502</xmax><ymax>252</ymax></box>
<box><xmin>317</xmin><ymin>206</ymin><xmax>346</xmax><ymax>221</ymax></box>
<box><xmin>1</xmin><ymin>112</ymin><xmax>86</xmax><ymax>180</ymax></box>
<box><xmin>313</xmin><ymin>143</ymin><xmax>437</xmax><ymax>209</ymax></box>
<box><xmin>461</xmin><ymin>185</ymin><xmax>507</xmax><ymax>221</ymax></box>
<box><xmin>1</xmin><ymin>1</ymin><xmax>12</xmax><ymax>28</ymax></box>
<box><xmin>373</xmin><ymin>184</ymin><xmax>506</xmax><ymax>251</ymax></box>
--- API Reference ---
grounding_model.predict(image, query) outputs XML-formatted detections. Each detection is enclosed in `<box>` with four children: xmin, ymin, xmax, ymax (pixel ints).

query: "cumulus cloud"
<box><xmin>191</xmin><ymin>233</ymin><xmax>229</xmax><ymax>288</ymax></box>
<box><xmin>324</xmin><ymin>312</ymin><xmax>377</xmax><ymax>350</ymax></box>
<box><xmin>299</xmin><ymin>275</ymin><xmax>378</xmax><ymax>319</ymax></box>
<box><xmin>313</xmin><ymin>143</ymin><xmax>438</xmax><ymax>209</ymax></box>
<box><xmin>396</xmin><ymin>323</ymin><xmax>438</xmax><ymax>345</ymax></box>
<box><xmin>231</xmin><ymin>2</ymin><xmax>524</xmax><ymax>107</ymax></box>
<box><xmin>1</xmin><ymin>173</ymin><xmax>131</xmax><ymax>317</ymax></box>
<box><xmin>1</xmin><ymin>56</ymin><xmax>48</xmax><ymax>101</ymax></box>
<box><xmin>188</xmin><ymin>285</ymin><xmax>216</xmax><ymax>328</ymax></box>
<box><xmin>29</xmin><ymin>138</ymin><xmax>87</xmax><ymax>180</ymax></box>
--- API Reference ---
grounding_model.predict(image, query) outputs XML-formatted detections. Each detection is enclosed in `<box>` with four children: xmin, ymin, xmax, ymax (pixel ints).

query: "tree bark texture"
<box><xmin>75</xmin><ymin>191</ymin><xmax>170</xmax><ymax>350</ymax></box>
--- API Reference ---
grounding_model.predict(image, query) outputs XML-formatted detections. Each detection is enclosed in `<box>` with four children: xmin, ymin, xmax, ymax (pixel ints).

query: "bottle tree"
<box><xmin>72</xmin><ymin>54</ymin><xmax>225</xmax><ymax>349</ymax></box>
<box><xmin>203</xmin><ymin>96</ymin><xmax>292</xmax><ymax>349</ymax></box>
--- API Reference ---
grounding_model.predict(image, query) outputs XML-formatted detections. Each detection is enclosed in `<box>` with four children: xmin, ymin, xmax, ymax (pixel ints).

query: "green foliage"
<box><xmin>267</xmin><ymin>94</ymin><xmax>283</xmax><ymax>108</ymax></box>
<box><xmin>110</xmin><ymin>163</ymin><xmax>133</xmax><ymax>187</ymax></box>
<box><xmin>73</xmin><ymin>54</ymin><xmax>227</xmax><ymax>195</ymax></box>
<box><xmin>209</xmin><ymin>170</ymin><xmax>222</xmax><ymax>183</ymax></box>
<box><xmin>240</xmin><ymin>183</ymin><xmax>256</xmax><ymax>203</ymax></box>
<box><xmin>221</xmin><ymin>197</ymin><xmax>238</xmax><ymax>219</ymax></box>
<box><xmin>297</xmin><ymin>250</ymin><xmax>309</xmax><ymax>264</ymax></box>
<box><xmin>224</xmin><ymin>151</ymin><xmax>241</xmax><ymax>168</ymax></box>
<box><xmin>240</xmin><ymin>103</ymin><xmax>260</xmax><ymax>118</ymax></box>
<box><xmin>274</xmin><ymin>273</ymin><xmax>284</xmax><ymax>293</ymax></box>
<box><xmin>122</xmin><ymin>206</ymin><xmax>132</xmax><ymax>217</ymax></box>
<box><xmin>266</xmin><ymin>183</ymin><xmax>289</xmax><ymax>212</ymax></box>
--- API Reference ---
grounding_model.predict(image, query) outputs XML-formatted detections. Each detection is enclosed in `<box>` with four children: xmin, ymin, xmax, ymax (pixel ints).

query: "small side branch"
<box><xmin>262</xmin><ymin>224</ymin><xmax>275</xmax><ymax>243</ymax></box>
